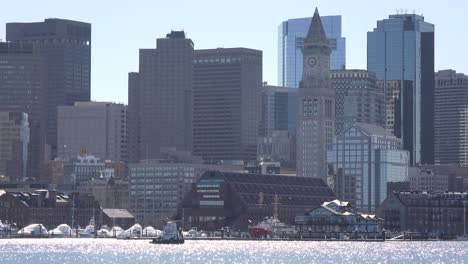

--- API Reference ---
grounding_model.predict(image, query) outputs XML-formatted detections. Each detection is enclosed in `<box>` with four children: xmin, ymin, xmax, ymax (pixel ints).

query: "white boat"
<box><xmin>18</xmin><ymin>224</ymin><xmax>48</xmax><ymax>237</ymax></box>
<box><xmin>117</xmin><ymin>223</ymin><xmax>143</xmax><ymax>239</ymax></box>
<box><xmin>49</xmin><ymin>224</ymin><xmax>76</xmax><ymax>238</ymax></box>
<box><xmin>151</xmin><ymin>221</ymin><xmax>184</xmax><ymax>244</ymax></box>
<box><xmin>142</xmin><ymin>226</ymin><xmax>161</xmax><ymax>237</ymax></box>
<box><xmin>79</xmin><ymin>225</ymin><xmax>95</xmax><ymax>238</ymax></box>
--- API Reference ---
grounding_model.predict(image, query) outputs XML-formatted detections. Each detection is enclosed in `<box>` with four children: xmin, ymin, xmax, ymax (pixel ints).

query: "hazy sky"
<box><xmin>1</xmin><ymin>0</ymin><xmax>466</xmax><ymax>104</ymax></box>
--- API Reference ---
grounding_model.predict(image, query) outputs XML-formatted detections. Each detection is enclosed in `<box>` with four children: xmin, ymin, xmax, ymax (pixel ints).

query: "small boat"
<box><xmin>151</xmin><ymin>221</ymin><xmax>184</xmax><ymax>244</ymax></box>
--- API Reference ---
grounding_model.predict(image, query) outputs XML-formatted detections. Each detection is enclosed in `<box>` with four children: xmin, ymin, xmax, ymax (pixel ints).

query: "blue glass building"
<box><xmin>327</xmin><ymin>123</ymin><xmax>409</xmax><ymax>212</ymax></box>
<box><xmin>278</xmin><ymin>15</ymin><xmax>346</xmax><ymax>88</ymax></box>
<box><xmin>367</xmin><ymin>14</ymin><xmax>434</xmax><ymax>165</ymax></box>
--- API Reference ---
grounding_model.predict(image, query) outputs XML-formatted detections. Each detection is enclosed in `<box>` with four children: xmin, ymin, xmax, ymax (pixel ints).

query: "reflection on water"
<box><xmin>0</xmin><ymin>239</ymin><xmax>467</xmax><ymax>263</ymax></box>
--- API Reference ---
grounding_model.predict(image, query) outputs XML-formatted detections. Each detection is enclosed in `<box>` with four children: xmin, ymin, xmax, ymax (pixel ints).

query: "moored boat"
<box><xmin>151</xmin><ymin>221</ymin><xmax>184</xmax><ymax>244</ymax></box>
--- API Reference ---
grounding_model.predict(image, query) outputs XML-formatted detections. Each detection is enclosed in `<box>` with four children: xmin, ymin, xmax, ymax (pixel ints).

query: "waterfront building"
<box><xmin>176</xmin><ymin>170</ymin><xmax>336</xmax><ymax>231</ymax></box>
<box><xmin>128</xmin><ymin>150</ymin><xmax>243</xmax><ymax>227</ymax></box>
<box><xmin>193</xmin><ymin>48</ymin><xmax>262</xmax><ymax>162</ymax></box>
<box><xmin>131</xmin><ymin>31</ymin><xmax>193</xmax><ymax>160</ymax></box>
<box><xmin>378</xmin><ymin>191</ymin><xmax>468</xmax><ymax>235</ymax></box>
<box><xmin>57</xmin><ymin>102</ymin><xmax>128</xmax><ymax>162</ymax></box>
<box><xmin>296</xmin><ymin>8</ymin><xmax>335</xmax><ymax>179</ymax></box>
<box><xmin>295</xmin><ymin>199</ymin><xmax>383</xmax><ymax>236</ymax></box>
<box><xmin>434</xmin><ymin>70</ymin><xmax>468</xmax><ymax>166</ymax></box>
<box><xmin>331</xmin><ymin>70</ymin><xmax>385</xmax><ymax>135</ymax></box>
<box><xmin>0</xmin><ymin>42</ymin><xmax>47</xmax><ymax>180</ymax></box>
<box><xmin>278</xmin><ymin>15</ymin><xmax>346</xmax><ymax>88</ymax></box>
<box><xmin>102</xmin><ymin>209</ymin><xmax>135</xmax><ymax>229</ymax></box>
<box><xmin>367</xmin><ymin>14</ymin><xmax>435</xmax><ymax>165</ymax></box>
<box><xmin>0</xmin><ymin>189</ymin><xmax>101</xmax><ymax>229</ymax></box>
<box><xmin>0</xmin><ymin>112</ymin><xmax>30</xmax><ymax>181</ymax></box>
<box><xmin>409</xmin><ymin>165</ymin><xmax>468</xmax><ymax>192</ymax></box>
<box><xmin>327</xmin><ymin>123</ymin><xmax>409</xmax><ymax>212</ymax></box>
<box><xmin>7</xmin><ymin>19</ymin><xmax>91</xmax><ymax>158</ymax></box>
<box><xmin>0</xmin><ymin>180</ymin><xmax>49</xmax><ymax>192</ymax></box>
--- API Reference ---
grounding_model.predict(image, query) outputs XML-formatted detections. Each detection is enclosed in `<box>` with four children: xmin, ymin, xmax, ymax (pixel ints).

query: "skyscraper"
<box><xmin>278</xmin><ymin>15</ymin><xmax>346</xmax><ymax>88</ymax></box>
<box><xmin>134</xmin><ymin>31</ymin><xmax>193</xmax><ymax>159</ymax></box>
<box><xmin>6</xmin><ymin>18</ymin><xmax>92</xmax><ymax>158</ymax></box>
<box><xmin>331</xmin><ymin>70</ymin><xmax>385</xmax><ymax>135</ymax></box>
<box><xmin>127</xmin><ymin>72</ymin><xmax>140</xmax><ymax>163</ymax></box>
<box><xmin>193</xmin><ymin>48</ymin><xmax>262</xmax><ymax>162</ymax></box>
<box><xmin>0</xmin><ymin>111</ymin><xmax>30</xmax><ymax>181</ymax></box>
<box><xmin>258</xmin><ymin>84</ymin><xmax>297</xmax><ymax>165</ymax></box>
<box><xmin>296</xmin><ymin>8</ymin><xmax>335</xmax><ymax>178</ymax></box>
<box><xmin>434</xmin><ymin>70</ymin><xmax>468</xmax><ymax>166</ymax></box>
<box><xmin>367</xmin><ymin>14</ymin><xmax>434</xmax><ymax>165</ymax></box>
<box><xmin>0</xmin><ymin>42</ymin><xmax>47</xmax><ymax>179</ymax></box>
<box><xmin>258</xmin><ymin>84</ymin><xmax>297</xmax><ymax>137</ymax></box>
<box><xmin>57</xmin><ymin>102</ymin><xmax>128</xmax><ymax>162</ymax></box>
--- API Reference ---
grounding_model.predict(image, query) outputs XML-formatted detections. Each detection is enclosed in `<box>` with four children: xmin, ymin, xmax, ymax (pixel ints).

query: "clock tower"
<box><xmin>296</xmin><ymin>8</ymin><xmax>335</xmax><ymax>179</ymax></box>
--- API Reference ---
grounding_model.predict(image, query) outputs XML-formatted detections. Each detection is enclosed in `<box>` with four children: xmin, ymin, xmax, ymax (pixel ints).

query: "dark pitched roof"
<box><xmin>305</xmin><ymin>8</ymin><xmax>330</xmax><ymax>46</ymax></box>
<box><xmin>215</xmin><ymin>171</ymin><xmax>336</xmax><ymax>208</ymax></box>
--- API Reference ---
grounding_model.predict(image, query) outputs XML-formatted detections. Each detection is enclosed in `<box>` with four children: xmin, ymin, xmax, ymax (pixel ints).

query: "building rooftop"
<box><xmin>353</xmin><ymin>123</ymin><xmax>396</xmax><ymax>138</ymax></box>
<box><xmin>102</xmin><ymin>209</ymin><xmax>135</xmax><ymax>219</ymax></box>
<box><xmin>208</xmin><ymin>171</ymin><xmax>335</xmax><ymax>207</ymax></box>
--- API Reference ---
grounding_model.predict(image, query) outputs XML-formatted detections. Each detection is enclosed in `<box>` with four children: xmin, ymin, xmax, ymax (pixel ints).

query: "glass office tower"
<box><xmin>367</xmin><ymin>14</ymin><xmax>434</xmax><ymax>165</ymax></box>
<box><xmin>278</xmin><ymin>15</ymin><xmax>346</xmax><ymax>88</ymax></box>
<box><xmin>327</xmin><ymin>123</ymin><xmax>409</xmax><ymax>212</ymax></box>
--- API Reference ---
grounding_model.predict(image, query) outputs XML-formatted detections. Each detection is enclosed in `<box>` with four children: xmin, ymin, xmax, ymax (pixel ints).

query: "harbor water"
<box><xmin>0</xmin><ymin>239</ymin><xmax>467</xmax><ymax>263</ymax></box>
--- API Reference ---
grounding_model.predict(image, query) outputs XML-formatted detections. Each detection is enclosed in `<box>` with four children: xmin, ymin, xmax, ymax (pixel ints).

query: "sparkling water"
<box><xmin>0</xmin><ymin>239</ymin><xmax>467</xmax><ymax>263</ymax></box>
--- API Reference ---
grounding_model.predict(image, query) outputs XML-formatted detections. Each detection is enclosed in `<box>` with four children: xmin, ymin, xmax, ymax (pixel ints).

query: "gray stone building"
<box><xmin>434</xmin><ymin>70</ymin><xmax>468</xmax><ymax>166</ymax></box>
<box><xmin>0</xmin><ymin>42</ymin><xmax>47</xmax><ymax>179</ymax></box>
<box><xmin>0</xmin><ymin>111</ymin><xmax>30</xmax><ymax>181</ymax></box>
<box><xmin>131</xmin><ymin>31</ymin><xmax>193</xmax><ymax>160</ymax></box>
<box><xmin>296</xmin><ymin>9</ymin><xmax>335</xmax><ymax>178</ymax></box>
<box><xmin>7</xmin><ymin>18</ymin><xmax>91</xmax><ymax>158</ymax></box>
<box><xmin>331</xmin><ymin>70</ymin><xmax>385</xmax><ymax>135</ymax></box>
<box><xmin>193</xmin><ymin>48</ymin><xmax>262</xmax><ymax>162</ymax></box>
<box><xmin>57</xmin><ymin>102</ymin><xmax>127</xmax><ymax>162</ymax></box>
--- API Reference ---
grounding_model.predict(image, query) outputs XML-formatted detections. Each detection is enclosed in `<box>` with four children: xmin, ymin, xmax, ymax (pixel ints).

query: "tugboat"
<box><xmin>151</xmin><ymin>221</ymin><xmax>184</xmax><ymax>244</ymax></box>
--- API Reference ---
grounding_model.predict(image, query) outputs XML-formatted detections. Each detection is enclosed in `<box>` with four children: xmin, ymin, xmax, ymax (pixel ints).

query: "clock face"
<box><xmin>307</xmin><ymin>57</ymin><xmax>317</xmax><ymax>67</ymax></box>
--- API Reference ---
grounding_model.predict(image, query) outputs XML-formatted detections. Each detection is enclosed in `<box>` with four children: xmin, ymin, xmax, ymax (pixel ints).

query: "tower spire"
<box><xmin>305</xmin><ymin>7</ymin><xmax>329</xmax><ymax>46</ymax></box>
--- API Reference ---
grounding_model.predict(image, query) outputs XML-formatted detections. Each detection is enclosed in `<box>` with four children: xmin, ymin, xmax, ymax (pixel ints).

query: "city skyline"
<box><xmin>0</xmin><ymin>0</ymin><xmax>466</xmax><ymax>104</ymax></box>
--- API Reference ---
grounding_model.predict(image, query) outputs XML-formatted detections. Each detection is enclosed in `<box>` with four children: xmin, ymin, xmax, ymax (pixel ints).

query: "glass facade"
<box><xmin>327</xmin><ymin>123</ymin><xmax>409</xmax><ymax>212</ymax></box>
<box><xmin>278</xmin><ymin>15</ymin><xmax>346</xmax><ymax>88</ymax></box>
<box><xmin>367</xmin><ymin>14</ymin><xmax>434</xmax><ymax>165</ymax></box>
